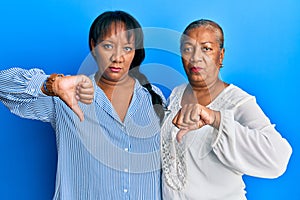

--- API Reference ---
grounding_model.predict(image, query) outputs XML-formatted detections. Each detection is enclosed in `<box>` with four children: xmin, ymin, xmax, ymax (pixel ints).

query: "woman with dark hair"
<box><xmin>0</xmin><ymin>11</ymin><xmax>164</xmax><ymax>199</ymax></box>
<box><xmin>161</xmin><ymin>19</ymin><xmax>292</xmax><ymax>199</ymax></box>
<box><xmin>88</xmin><ymin>10</ymin><xmax>164</xmax><ymax>121</ymax></box>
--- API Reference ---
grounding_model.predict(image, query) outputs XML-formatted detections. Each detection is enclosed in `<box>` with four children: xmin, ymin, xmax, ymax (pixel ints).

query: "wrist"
<box><xmin>41</xmin><ymin>73</ymin><xmax>64</xmax><ymax>96</ymax></box>
<box><xmin>211</xmin><ymin>111</ymin><xmax>220</xmax><ymax>129</ymax></box>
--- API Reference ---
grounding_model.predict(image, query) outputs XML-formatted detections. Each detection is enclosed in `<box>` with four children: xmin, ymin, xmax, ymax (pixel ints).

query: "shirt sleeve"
<box><xmin>211</xmin><ymin>97</ymin><xmax>292</xmax><ymax>178</ymax></box>
<box><xmin>0</xmin><ymin>67</ymin><xmax>56</xmax><ymax>125</ymax></box>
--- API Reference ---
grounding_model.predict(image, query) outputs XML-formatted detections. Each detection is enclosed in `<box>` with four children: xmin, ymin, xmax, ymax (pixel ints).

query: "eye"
<box><xmin>202</xmin><ymin>46</ymin><xmax>213</xmax><ymax>52</ymax></box>
<box><xmin>182</xmin><ymin>46</ymin><xmax>193</xmax><ymax>53</ymax></box>
<box><xmin>123</xmin><ymin>46</ymin><xmax>133</xmax><ymax>52</ymax></box>
<box><xmin>102</xmin><ymin>44</ymin><xmax>113</xmax><ymax>49</ymax></box>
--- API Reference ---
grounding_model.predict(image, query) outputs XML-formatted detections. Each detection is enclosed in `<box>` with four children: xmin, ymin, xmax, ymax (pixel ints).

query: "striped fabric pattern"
<box><xmin>0</xmin><ymin>68</ymin><xmax>163</xmax><ymax>200</ymax></box>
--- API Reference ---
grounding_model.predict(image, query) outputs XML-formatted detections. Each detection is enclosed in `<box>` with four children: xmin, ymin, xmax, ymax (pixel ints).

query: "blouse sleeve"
<box><xmin>0</xmin><ymin>67</ymin><xmax>56</xmax><ymax>125</ymax></box>
<box><xmin>211</xmin><ymin>97</ymin><xmax>292</xmax><ymax>178</ymax></box>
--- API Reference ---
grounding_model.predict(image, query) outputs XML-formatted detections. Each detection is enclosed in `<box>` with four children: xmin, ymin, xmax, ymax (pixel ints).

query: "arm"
<box><xmin>212</xmin><ymin>98</ymin><xmax>292</xmax><ymax>178</ymax></box>
<box><xmin>0</xmin><ymin>67</ymin><xmax>94</xmax><ymax>123</ymax></box>
<box><xmin>0</xmin><ymin>67</ymin><xmax>55</xmax><ymax>122</ymax></box>
<box><xmin>43</xmin><ymin>73</ymin><xmax>94</xmax><ymax>121</ymax></box>
<box><xmin>172</xmin><ymin>99</ymin><xmax>292</xmax><ymax>178</ymax></box>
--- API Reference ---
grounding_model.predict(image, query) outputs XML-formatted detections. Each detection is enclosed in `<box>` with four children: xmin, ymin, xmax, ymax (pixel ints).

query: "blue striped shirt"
<box><xmin>0</xmin><ymin>68</ymin><xmax>163</xmax><ymax>200</ymax></box>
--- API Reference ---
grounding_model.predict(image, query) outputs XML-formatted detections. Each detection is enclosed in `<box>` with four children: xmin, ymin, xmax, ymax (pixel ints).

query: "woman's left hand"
<box><xmin>172</xmin><ymin>104</ymin><xmax>220</xmax><ymax>142</ymax></box>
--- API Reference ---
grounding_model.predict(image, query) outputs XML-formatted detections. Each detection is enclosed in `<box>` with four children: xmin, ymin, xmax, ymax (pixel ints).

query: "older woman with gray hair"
<box><xmin>161</xmin><ymin>19</ymin><xmax>292</xmax><ymax>200</ymax></box>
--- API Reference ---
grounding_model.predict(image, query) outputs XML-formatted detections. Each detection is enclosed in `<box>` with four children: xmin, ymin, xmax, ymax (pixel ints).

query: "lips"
<box><xmin>109</xmin><ymin>66</ymin><xmax>121</xmax><ymax>72</ymax></box>
<box><xmin>190</xmin><ymin>66</ymin><xmax>203</xmax><ymax>73</ymax></box>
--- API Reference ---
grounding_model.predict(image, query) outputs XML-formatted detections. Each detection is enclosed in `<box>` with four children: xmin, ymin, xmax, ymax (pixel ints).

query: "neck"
<box><xmin>95</xmin><ymin>73</ymin><xmax>133</xmax><ymax>90</ymax></box>
<box><xmin>190</xmin><ymin>78</ymin><xmax>223</xmax><ymax>93</ymax></box>
<box><xmin>187</xmin><ymin>78</ymin><xmax>228</xmax><ymax>106</ymax></box>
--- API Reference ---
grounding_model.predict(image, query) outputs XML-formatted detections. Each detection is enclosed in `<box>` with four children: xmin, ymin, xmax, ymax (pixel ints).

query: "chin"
<box><xmin>188</xmin><ymin>74</ymin><xmax>204</xmax><ymax>81</ymax></box>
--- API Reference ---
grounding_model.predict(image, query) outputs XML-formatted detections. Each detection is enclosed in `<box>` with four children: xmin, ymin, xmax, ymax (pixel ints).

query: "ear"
<box><xmin>219</xmin><ymin>48</ymin><xmax>225</xmax><ymax>67</ymax></box>
<box><xmin>90</xmin><ymin>39</ymin><xmax>96</xmax><ymax>57</ymax></box>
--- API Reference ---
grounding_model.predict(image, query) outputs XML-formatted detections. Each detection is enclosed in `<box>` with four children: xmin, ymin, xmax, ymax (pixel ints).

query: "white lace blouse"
<box><xmin>161</xmin><ymin>84</ymin><xmax>292</xmax><ymax>200</ymax></box>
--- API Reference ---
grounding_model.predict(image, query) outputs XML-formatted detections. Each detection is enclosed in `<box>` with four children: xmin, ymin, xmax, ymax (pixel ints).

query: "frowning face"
<box><xmin>181</xmin><ymin>26</ymin><xmax>224</xmax><ymax>87</ymax></box>
<box><xmin>92</xmin><ymin>23</ymin><xmax>135</xmax><ymax>83</ymax></box>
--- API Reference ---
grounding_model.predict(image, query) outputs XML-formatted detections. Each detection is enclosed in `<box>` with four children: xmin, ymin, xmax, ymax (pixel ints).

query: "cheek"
<box><xmin>181</xmin><ymin>57</ymin><xmax>189</xmax><ymax>68</ymax></box>
<box><xmin>125</xmin><ymin>53</ymin><xmax>135</xmax><ymax>65</ymax></box>
<box><xmin>205</xmin><ymin>54</ymin><xmax>219</xmax><ymax>69</ymax></box>
<box><xmin>181</xmin><ymin>53</ymin><xmax>190</xmax><ymax>62</ymax></box>
<box><xmin>95</xmin><ymin>56</ymin><xmax>110</xmax><ymax>72</ymax></box>
<box><xmin>213</xmin><ymin>51</ymin><xmax>223</xmax><ymax>65</ymax></box>
<box><xmin>95</xmin><ymin>50</ymin><xmax>110</xmax><ymax>63</ymax></box>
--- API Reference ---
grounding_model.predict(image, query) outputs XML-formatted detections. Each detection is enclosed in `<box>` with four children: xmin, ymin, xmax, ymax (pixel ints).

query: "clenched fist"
<box><xmin>172</xmin><ymin>104</ymin><xmax>220</xmax><ymax>142</ymax></box>
<box><xmin>52</xmin><ymin>74</ymin><xmax>94</xmax><ymax>121</ymax></box>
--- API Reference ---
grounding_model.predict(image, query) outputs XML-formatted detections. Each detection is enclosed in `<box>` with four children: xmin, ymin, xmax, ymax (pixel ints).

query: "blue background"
<box><xmin>0</xmin><ymin>0</ymin><xmax>299</xmax><ymax>199</ymax></box>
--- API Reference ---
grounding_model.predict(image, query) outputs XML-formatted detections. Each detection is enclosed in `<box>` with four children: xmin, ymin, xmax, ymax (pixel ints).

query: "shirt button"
<box><xmin>124</xmin><ymin>189</ymin><xmax>128</xmax><ymax>193</ymax></box>
<box><xmin>124</xmin><ymin>168</ymin><xmax>128</xmax><ymax>172</ymax></box>
<box><xmin>124</xmin><ymin>148</ymin><xmax>129</xmax><ymax>152</ymax></box>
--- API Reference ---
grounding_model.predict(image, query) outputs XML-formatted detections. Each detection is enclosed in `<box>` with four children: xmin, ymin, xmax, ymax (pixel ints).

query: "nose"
<box><xmin>110</xmin><ymin>47</ymin><xmax>124</xmax><ymax>63</ymax></box>
<box><xmin>190</xmin><ymin>46</ymin><xmax>203</xmax><ymax>63</ymax></box>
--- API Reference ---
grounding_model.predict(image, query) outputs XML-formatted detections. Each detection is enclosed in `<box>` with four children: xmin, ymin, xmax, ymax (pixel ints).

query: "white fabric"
<box><xmin>161</xmin><ymin>83</ymin><xmax>292</xmax><ymax>200</ymax></box>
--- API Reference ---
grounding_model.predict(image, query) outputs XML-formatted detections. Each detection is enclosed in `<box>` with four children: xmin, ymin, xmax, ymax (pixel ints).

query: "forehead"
<box><xmin>183</xmin><ymin>26</ymin><xmax>219</xmax><ymax>44</ymax></box>
<box><xmin>102</xmin><ymin>22</ymin><xmax>135</xmax><ymax>41</ymax></box>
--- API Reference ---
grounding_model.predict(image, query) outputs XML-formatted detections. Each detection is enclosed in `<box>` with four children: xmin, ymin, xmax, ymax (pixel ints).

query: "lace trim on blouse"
<box><xmin>161</xmin><ymin>84</ymin><xmax>188</xmax><ymax>190</ymax></box>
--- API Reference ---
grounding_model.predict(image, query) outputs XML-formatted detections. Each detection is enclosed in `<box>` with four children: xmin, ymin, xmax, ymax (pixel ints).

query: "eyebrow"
<box><xmin>201</xmin><ymin>41</ymin><xmax>214</xmax><ymax>45</ymax></box>
<box><xmin>100</xmin><ymin>40</ymin><xmax>134</xmax><ymax>45</ymax></box>
<box><xmin>182</xmin><ymin>41</ymin><xmax>194</xmax><ymax>45</ymax></box>
<box><xmin>183</xmin><ymin>41</ymin><xmax>214</xmax><ymax>45</ymax></box>
<box><xmin>101</xmin><ymin>39</ymin><xmax>113</xmax><ymax>43</ymax></box>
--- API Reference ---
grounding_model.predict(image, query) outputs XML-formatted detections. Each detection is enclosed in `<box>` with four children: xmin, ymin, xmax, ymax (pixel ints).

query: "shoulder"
<box><xmin>133</xmin><ymin>80</ymin><xmax>166</xmax><ymax>101</ymax></box>
<box><xmin>169</xmin><ymin>83</ymin><xmax>187</xmax><ymax>97</ymax></box>
<box><xmin>164</xmin><ymin>83</ymin><xmax>188</xmax><ymax>109</ymax></box>
<box><xmin>168</xmin><ymin>83</ymin><xmax>187</xmax><ymax>101</ymax></box>
<box><xmin>217</xmin><ymin>84</ymin><xmax>255</xmax><ymax>108</ymax></box>
<box><xmin>151</xmin><ymin>84</ymin><xmax>164</xmax><ymax>96</ymax></box>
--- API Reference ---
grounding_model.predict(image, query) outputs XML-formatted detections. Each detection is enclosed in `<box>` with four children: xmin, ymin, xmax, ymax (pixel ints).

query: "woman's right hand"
<box><xmin>172</xmin><ymin>104</ymin><xmax>220</xmax><ymax>142</ymax></box>
<box><xmin>53</xmin><ymin>75</ymin><xmax>94</xmax><ymax>121</ymax></box>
